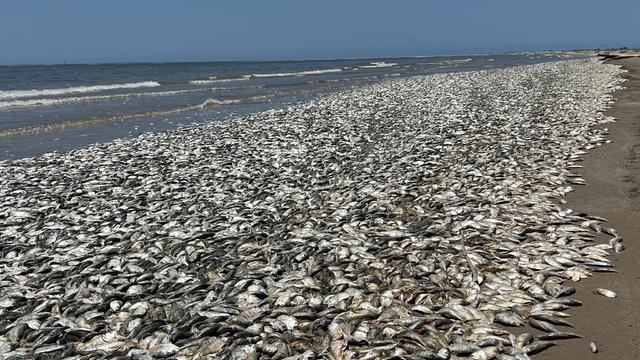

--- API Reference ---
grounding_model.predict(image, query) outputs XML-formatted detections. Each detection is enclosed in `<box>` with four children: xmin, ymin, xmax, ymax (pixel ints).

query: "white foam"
<box><xmin>189</xmin><ymin>80</ymin><xmax>218</xmax><ymax>85</ymax></box>
<box><xmin>359</xmin><ymin>62</ymin><xmax>398</xmax><ymax>69</ymax></box>
<box><xmin>251</xmin><ymin>68</ymin><xmax>342</xmax><ymax>78</ymax></box>
<box><xmin>0</xmin><ymin>88</ymin><xmax>223</xmax><ymax>109</ymax></box>
<box><xmin>445</xmin><ymin>58</ymin><xmax>473</xmax><ymax>64</ymax></box>
<box><xmin>0</xmin><ymin>81</ymin><xmax>161</xmax><ymax>101</ymax></box>
<box><xmin>196</xmin><ymin>95</ymin><xmax>270</xmax><ymax>109</ymax></box>
<box><xmin>189</xmin><ymin>75</ymin><xmax>251</xmax><ymax>84</ymax></box>
<box><xmin>198</xmin><ymin>98</ymin><xmax>241</xmax><ymax>108</ymax></box>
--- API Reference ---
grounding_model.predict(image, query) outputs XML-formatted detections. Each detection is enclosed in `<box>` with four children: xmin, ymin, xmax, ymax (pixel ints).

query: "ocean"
<box><xmin>0</xmin><ymin>53</ymin><xmax>574</xmax><ymax>159</ymax></box>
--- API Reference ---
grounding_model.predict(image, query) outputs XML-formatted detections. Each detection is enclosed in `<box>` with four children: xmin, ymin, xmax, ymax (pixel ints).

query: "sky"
<box><xmin>1</xmin><ymin>0</ymin><xmax>639</xmax><ymax>65</ymax></box>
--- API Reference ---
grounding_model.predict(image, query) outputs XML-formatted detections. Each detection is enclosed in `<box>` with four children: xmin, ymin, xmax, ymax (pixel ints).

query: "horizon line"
<box><xmin>0</xmin><ymin>48</ymin><xmax>586</xmax><ymax>67</ymax></box>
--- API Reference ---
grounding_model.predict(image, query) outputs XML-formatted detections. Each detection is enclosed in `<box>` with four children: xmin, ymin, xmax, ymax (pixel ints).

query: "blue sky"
<box><xmin>1</xmin><ymin>0</ymin><xmax>639</xmax><ymax>64</ymax></box>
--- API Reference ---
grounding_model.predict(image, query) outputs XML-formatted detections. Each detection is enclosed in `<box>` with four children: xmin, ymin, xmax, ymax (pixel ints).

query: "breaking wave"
<box><xmin>251</xmin><ymin>68</ymin><xmax>343</xmax><ymax>78</ymax></box>
<box><xmin>0</xmin><ymin>87</ymin><xmax>233</xmax><ymax>109</ymax></box>
<box><xmin>189</xmin><ymin>75</ymin><xmax>252</xmax><ymax>84</ymax></box>
<box><xmin>0</xmin><ymin>96</ymin><xmax>270</xmax><ymax>138</ymax></box>
<box><xmin>0</xmin><ymin>81</ymin><xmax>161</xmax><ymax>101</ymax></box>
<box><xmin>358</xmin><ymin>62</ymin><xmax>398</xmax><ymax>69</ymax></box>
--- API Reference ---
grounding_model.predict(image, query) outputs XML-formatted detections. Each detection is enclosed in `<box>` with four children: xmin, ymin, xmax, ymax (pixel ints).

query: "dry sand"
<box><xmin>535</xmin><ymin>58</ymin><xmax>640</xmax><ymax>359</ymax></box>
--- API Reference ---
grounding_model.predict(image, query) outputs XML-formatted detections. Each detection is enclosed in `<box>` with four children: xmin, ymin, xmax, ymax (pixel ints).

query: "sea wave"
<box><xmin>358</xmin><ymin>62</ymin><xmax>398</xmax><ymax>69</ymax></box>
<box><xmin>0</xmin><ymin>85</ymin><xmax>334</xmax><ymax>139</ymax></box>
<box><xmin>189</xmin><ymin>80</ymin><xmax>220</xmax><ymax>85</ymax></box>
<box><xmin>197</xmin><ymin>98</ymin><xmax>244</xmax><ymax>108</ymax></box>
<box><xmin>0</xmin><ymin>96</ymin><xmax>266</xmax><ymax>138</ymax></box>
<box><xmin>0</xmin><ymin>81</ymin><xmax>162</xmax><ymax>101</ymax></box>
<box><xmin>187</xmin><ymin>64</ymin><xmax>392</xmax><ymax>84</ymax></box>
<box><xmin>251</xmin><ymin>68</ymin><xmax>343</xmax><ymax>78</ymax></box>
<box><xmin>444</xmin><ymin>58</ymin><xmax>473</xmax><ymax>64</ymax></box>
<box><xmin>0</xmin><ymin>85</ymin><xmax>263</xmax><ymax>109</ymax></box>
<box><xmin>0</xmin><ymin>87</ymin><xmax>251</xmax><ymax>109</ymax></box>
<box><xmin>189</xmin><ymin>75</ymin><xmax>251</xmax><ymax>84</ymax></box>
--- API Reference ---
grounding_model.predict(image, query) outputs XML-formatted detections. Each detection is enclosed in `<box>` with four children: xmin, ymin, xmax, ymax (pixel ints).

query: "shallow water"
<box><xmin>0</xmin><ymin>53</ymin><xmax>575</xmax><ymax>159</ymax></box>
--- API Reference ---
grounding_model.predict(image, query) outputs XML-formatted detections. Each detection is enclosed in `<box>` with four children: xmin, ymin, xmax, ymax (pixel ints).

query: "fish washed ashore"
<box><xmin>0</xmin><ymin>59</ymin><xmax>625</xmax><ymax>359</ymax></box>
<box><xmin>535</xmin><ymin>57</ymin><xmax>640</xmax><ymax>360</ymax></box>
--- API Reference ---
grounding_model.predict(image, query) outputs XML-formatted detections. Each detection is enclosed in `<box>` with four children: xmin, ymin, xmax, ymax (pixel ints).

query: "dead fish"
<box><xmin>554</xmin><ymin>285</ymin><xmax>576</xmax><ymax>298</ymax></box>
<box><xmin>515</xmin><ymin>333</ymin><xmax>533</xmax><ymax>348</ymax></box>
<box><xmin>0</xmin><ymin>59</ymin><xmax>625</xmax><ymax>359</ymax></box>
<box><xmin>601</xmin><ymin>226</ymin><xmax>618</xmax><ymax>237</ymax></box>
<box><xmin>449</xmin><ymin>342</ymin><xmax>481</xmax><ymax>355</ymax></box>
<box><xmin>33</xmin><ymin>344</ymin><xmax>66</xmax><ymax>355</ymax></box>
<box><xmin>149</xmin><ymin>343</ymin><xmax>180</xmax><ymax>357</ymax></box>
<box><xmin>476</xmin><ymin>336</ymin><xmax>510</xmax><ymax>347</ymax></box>
<box><xmin>230</xmin><ymin>344</ymin><xmax>257</xmax><ymax>360</ymax></box>
<box><xmin>494</xmin><ymin>312</ymin><xmax>524</xmax><ymax>327</ymax></box>
<box><xmin>538</xmin><ymin>332</ymin><xmax>582</xmax><ymax>340</ymax></box>
<box><xmin>75</xmin><ymin>332</ymin><xmax>125</xmax><ymax>353</ymax></box>
<box><xmin>613</xmin><ymin>242</ymin><xmax>625</xmax><ymax>253</ymax></box>
<box><xmin>406</xmin><ymin>350</ymin><xmax>444</xmax><ymax>360</ymax></box>
<box><xmin>523</xmin><ymin>341</ymin><xmax>555</xmax><ymax>355</ymax></box>
<box><xmin>531</xmin><ymin>314</ymin><xmax>574</xmax><ymax>327</ymax></box>
<box><xmin>436</xmin><ymin>347</ymin><xmax>450</xmax><ymax>359</ymax></box>
<box><xmin>331</xmin><ymin>340</ymin><xmax>347</xmax><ymax>360</ymax></box>
<box><xmin>529</xmin><ymin>318</ymin><xmax>558</xmax><ymax>333</ymax></box>
<box><xmin>593</xmin><ymin>288</ymin><xmax>617</xmax><ymax>298</ymax></box>
<box><xmin>471</xmin><ymin>346</ymin><xmax>501</xmax><ymax>360</ymax></box>
<box><xmin>551</xmin><ymin>298</ymin><xmax>583</xmax><ymax>307</ymax></box>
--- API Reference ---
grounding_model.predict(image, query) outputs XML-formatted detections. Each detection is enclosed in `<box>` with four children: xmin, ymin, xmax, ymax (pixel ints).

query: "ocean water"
<box><xmin>0</xmin><ymin>53</ymin><xmax>575</xmax><ymax>160</ymax></box>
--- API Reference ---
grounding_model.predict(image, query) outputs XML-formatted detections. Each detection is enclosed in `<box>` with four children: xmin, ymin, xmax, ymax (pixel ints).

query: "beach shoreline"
<box><xmin>0</xmin><ymin>54</ymin><xmax>564</xmax><ymax>161</ymax></box>
<box><xmin>0</xmin><ymin>58</ymin><xmax>629</xmax><ymax>359</ymax></box>
<box><xmin>535</xmin><ymin>58</ymin><xmax>640</xmax><ymax>359</ymax></box>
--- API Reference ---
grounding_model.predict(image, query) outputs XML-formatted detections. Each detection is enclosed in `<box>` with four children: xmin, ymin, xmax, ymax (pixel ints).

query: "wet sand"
<box><xmin>536</xmin><ymin>58</ymin><xmax>640</xmax><ymax>359</ymax></box>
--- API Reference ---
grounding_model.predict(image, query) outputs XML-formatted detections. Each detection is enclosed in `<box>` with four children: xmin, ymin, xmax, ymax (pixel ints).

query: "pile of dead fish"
<box><xmin>0</xmin><ymin>59</ymin><xmax>626</xmax><ymax>359</ymax></box>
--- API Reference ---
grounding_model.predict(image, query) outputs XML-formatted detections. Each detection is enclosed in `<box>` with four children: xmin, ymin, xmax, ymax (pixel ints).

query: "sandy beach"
<box><xmin>535</xmin><ymin>58</ymin><xmax>640</xmax><ymax>359</ymax></box>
